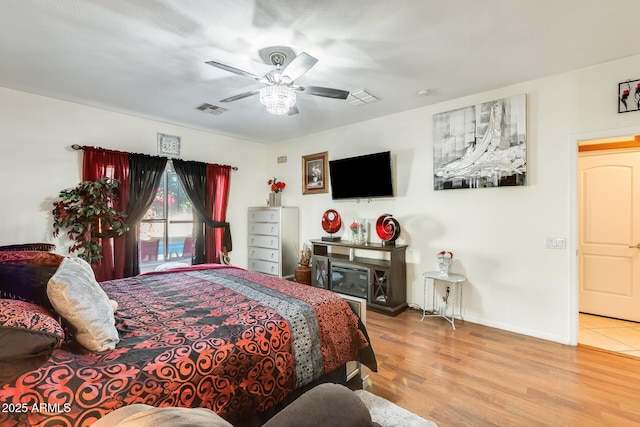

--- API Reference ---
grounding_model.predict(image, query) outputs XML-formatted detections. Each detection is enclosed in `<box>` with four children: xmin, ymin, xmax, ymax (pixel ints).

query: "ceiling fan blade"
<box><xmin>288</xmin><ymin>105</ymin><xmax>299</xmax><ymax>116</ymax></box>
<box><xmin>296</xmin><ymin>85</ymin><xmax>350</xmax><ymax>100</ymax></box>
<box><xmin>281</xmin><ymin>52</ymin><xmax>318</xmax><ymax>81</ymax></box>
<box><xmin>219</xmin><ymin>90</ymin><xmax>260</xmax><ymax>103</ymax></box>
<box><xmin>205</xmin><ymin>60</ymin><xmax>267</xmax><ymax>82</ymax></box>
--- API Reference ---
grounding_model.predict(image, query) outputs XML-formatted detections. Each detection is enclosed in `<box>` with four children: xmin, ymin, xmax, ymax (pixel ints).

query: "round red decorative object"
<box><xmin>375</xmin><ymin>214</ymin><xmax>400</xmax><ymax>242</ymax></box>
<box><xmin>321</xmin><ymin>209</ymin><xmax>342</xmax><ymax>234</ymax></box>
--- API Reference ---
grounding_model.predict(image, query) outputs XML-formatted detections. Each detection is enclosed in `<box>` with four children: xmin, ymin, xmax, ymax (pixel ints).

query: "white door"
<box><xmin>578</xmin><ymin>150</ymin><xmax>640</xmax><ymax>322</ymax></box>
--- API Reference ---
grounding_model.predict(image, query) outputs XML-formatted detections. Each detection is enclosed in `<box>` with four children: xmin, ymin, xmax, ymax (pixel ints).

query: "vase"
<box><xmin>294</xmin><ymin>265</ymin><xmax>312</xmax><ymax>285</ymax></box>
<box><xmin>350</xmin><ymin>218</ymin><xmax>367</xmax><ymax>245</ymax></box>
<box><xmin>268</xmin><ymin>192</ymin><xmax>281</xmax><ymax>207</ymax></box>
<box><xmin>437</xmin><ymin>254</ymin><xmax>452</xmax><ymax>275</ymax></box>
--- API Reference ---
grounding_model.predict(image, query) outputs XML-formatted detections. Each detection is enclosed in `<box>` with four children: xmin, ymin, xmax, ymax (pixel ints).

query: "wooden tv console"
<box><xmin>310</xmin><ymin>239</ymin><xmax>408</xmax><ymax>316</ymax></box>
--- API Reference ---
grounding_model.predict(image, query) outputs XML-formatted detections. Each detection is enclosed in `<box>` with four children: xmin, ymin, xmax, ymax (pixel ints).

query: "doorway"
<box><xmin>576</xmin><ymin>135</ymin><xmax>640</xmax><ymax>357</ymax></box>
<box><xmin>579</xmin><ymin>313</ymin><xmax>640</xmax><ymax>357</ymax></box>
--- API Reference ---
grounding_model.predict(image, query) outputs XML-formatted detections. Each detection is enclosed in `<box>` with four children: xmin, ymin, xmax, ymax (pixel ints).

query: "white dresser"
<box><xmin>247</xmin><ymin>207</ymin><xmax>299</xmax><ymax>278</ymax></box>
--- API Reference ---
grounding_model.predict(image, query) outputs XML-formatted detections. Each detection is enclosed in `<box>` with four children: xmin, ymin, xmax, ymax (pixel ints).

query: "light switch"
<box><xmin>545</xmin><ymin>237</ymin><xmax>566</xmax><ymax>249</ymax></box>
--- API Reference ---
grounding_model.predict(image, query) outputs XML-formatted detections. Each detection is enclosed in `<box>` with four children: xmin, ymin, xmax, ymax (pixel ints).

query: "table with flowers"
<box><xmin>422</xmin><ymin>251</ymin><xmax>467</xmax><ymax>329</ymax></box>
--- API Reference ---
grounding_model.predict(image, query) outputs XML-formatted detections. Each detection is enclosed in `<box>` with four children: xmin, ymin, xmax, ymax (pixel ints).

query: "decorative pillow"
<box><xmin>47</xmin><ymin>257</ymin><xmax>119</xmax><ymax>352</ymax></box>
<box><xmin>0</xmin><ymin>298</ymin><xmax>65</xmax><ymax>361</ymax></box>
<box><xmin>0</xmin><ymin>251</ymin><xmax>64</xmax><ymax>266</ymax></box>
<box><xmin>154</xmin><ymin>262</ymin><xmax>189</xmax><ymax>272</ymax></box>
<box><xmin>262</xmin><ymin>383</ymin><xmax>374</xmax><ymax>427</ymax></box>
<box><xmin>0</xmin><ymin>262</ymin><xmax>59</xmax><ymax>312</ymax></box>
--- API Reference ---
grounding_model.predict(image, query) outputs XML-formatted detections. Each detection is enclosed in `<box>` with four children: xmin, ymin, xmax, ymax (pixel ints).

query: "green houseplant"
<box><xmin>52</xmin><ymin>177</ymin><xmax>128</xmax><ymax>263</ymax></box>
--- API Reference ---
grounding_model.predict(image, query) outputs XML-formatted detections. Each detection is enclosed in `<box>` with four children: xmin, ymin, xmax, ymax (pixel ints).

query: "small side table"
<box><xmin>422</xmin><ymin>271</ymin><xmax>466</xmax><ymax>330</ymax></box>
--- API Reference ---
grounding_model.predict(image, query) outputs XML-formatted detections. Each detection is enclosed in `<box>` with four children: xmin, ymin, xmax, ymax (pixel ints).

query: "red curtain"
<box><xmin>82</xmin><ymin>147</ymin><xmax>130</xmax><ymax>281</ymax></box>
<box><xmin>205</xmin><ymin>164</ymin><xmax>231</xmax><ymax>263</ymax></box>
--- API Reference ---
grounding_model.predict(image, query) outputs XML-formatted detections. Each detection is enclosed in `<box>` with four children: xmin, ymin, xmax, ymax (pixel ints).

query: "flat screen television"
<box><xmin>329</xmin><ymin>151</ymin><xmax>393</xmax><ymax>200</ymax></box>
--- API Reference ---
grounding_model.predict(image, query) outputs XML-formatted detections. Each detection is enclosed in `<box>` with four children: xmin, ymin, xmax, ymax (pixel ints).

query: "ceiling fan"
<box><xmin>205</xmin><ymin>51</ymin><xmax>350</xmax><ymax>115</ymax></box>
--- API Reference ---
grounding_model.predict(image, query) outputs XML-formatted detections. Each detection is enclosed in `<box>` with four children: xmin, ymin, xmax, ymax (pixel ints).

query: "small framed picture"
<box><xmin>157</xmin><ymin>133</ymin><xmax>181</xmax><ymax>157</ymax></box>
<box><xmin>302</xmin><ymin>151</ymin><xmax>329</xmax><ymax>195</ymax></box>
<box><xmin>618</xmin><ymin>79</ymin><xmax>640</xmax><ymax>113</ymax></box>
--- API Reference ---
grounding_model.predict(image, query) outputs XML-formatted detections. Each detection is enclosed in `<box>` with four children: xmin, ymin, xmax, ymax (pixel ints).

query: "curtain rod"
<box><xmin>70</xmin><ymin>144</ymin><xmax>238</xmax><ymax>170</ymax></box>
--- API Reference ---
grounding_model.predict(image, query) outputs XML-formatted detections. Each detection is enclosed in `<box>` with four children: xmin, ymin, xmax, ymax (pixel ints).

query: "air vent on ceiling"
<box><xmin>197</xmin><ymin>103</ymin><xmax>228</xmax><ymax>115</ymax></box>
<box><xmin>347</xmin><ymin>89</ymin><xmax>380</xmax><ymax>106</ymax></box>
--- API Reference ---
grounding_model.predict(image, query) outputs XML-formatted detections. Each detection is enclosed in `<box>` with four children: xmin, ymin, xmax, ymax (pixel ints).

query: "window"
<box><xmin>139</xmin><ymin>161</ymin><xmax>193</xmax><ymax>270</ymax></box>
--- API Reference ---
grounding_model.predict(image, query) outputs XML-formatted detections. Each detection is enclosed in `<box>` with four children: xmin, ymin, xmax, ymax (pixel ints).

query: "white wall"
<box><xmin>4</xmin><ymin>52</ymin><xmax>640</xmax><ymax>344</ymax></box>
<box><xmin>267</xmin><ymin>53</ymin><xmax>640</xmax><ymax>344</ymax></box>
<box><xmin>0</xmin><ymin>87</ymin><xmax>266</xmax><ymax>267</ymax></box>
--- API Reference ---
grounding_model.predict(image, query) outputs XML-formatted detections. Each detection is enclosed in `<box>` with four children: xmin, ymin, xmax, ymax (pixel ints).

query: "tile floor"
<box><xmin>579</xmin><ymin>313</ymin><xmax>640</xmax><ymax>358</ymax></box>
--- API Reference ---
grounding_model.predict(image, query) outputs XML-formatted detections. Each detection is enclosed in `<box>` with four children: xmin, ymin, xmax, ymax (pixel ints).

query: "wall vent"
<box><xmin>197</xmin><ymin>103</ymin><xmax>228</xmax><ymax>115</ymax></box>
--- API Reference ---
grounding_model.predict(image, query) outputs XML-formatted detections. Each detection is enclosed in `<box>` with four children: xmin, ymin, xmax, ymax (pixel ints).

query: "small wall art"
<box><xmin>157</xmin><ymin>133</ymin><xmax>181</xmax><ymax>157</ymax></box>
<box><xmin>618</xmin><ymin>79</ymin><xmax>640</xmax><ymax>113</ymax></box>
<box><xmin>302</xmin><ymin>151</ymin><xmax>329</xmax><ymax>195</ymax></box>
<box><xmin>433</xmin><ymin>94</ymin><xmax>527</xmax><ymax>190</ymax></box>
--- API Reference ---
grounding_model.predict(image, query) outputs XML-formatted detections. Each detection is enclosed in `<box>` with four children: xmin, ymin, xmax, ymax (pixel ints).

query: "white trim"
<box><xmin>464</xmin><ymin>315</ymin><xmax>569</xmax><ymax>344</ymax></box>
<box><xmin>568</xmin><ymin>124</ymin><xmax>640</xmax><ymax>346</ymax></box>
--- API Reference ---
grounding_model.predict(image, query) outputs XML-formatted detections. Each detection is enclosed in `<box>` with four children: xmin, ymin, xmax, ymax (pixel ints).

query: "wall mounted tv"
<box><xmin>329</xmin><ymin>151</ymin><xmax>394</xmax><ymax>200</ymax></box>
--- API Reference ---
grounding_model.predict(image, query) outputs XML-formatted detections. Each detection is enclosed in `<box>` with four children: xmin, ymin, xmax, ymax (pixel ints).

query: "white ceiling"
<box><xmin>1</xmin><ymin>0</ymin><xmax>639</xmax><ymax>143</ymax></box>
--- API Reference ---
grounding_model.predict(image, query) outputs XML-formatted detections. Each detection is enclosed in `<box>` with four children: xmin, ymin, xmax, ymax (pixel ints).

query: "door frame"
<box><xmin>569</xmin><ymin>124</ymin><xmax>640</xmax><ymax>345</ymax></box>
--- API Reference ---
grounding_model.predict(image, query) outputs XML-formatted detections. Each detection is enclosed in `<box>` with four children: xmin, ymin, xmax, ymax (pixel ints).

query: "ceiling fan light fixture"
<box><xmin>260</xmin><ymin>84</ymin><xmax>296</xmax><ymax>115</ymax></box>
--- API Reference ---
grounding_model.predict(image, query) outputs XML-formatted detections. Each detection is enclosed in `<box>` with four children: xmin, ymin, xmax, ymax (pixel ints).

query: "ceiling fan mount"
<box><xmin>268</xmin><ymin>51</ymin><xmax>286</xmax><ymax>68</ymax></box>
<box><xmin>205</xmin><ymin>48</ymin><xmax>350</xmax><ymax>115</ymax></box>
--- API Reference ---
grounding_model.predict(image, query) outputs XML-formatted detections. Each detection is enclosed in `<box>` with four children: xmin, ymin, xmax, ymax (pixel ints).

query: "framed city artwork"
<box><xmin>433</xmin><ymin>93</ymin><xmax>527</xmax><ymax>190</ymax></box>
<box><xmin>302</xmin><ymin>151</ymin><xmax>329</xmax><ymax>195</ymax></box>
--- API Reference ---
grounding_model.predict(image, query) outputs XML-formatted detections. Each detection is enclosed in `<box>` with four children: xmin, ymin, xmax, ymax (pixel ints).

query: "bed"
<box><xmin>0</xmin><ymin>261</ymin><xmax>376</xmax><ymax>427</ymax></box>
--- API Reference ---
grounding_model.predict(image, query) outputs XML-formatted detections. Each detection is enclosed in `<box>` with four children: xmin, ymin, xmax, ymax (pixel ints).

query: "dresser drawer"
<box><xmin>248</xmin><ymin>247</ymin><xmax>279</xmax><ymax>262</ymax></box>
<box><xmin>248</xmin><ymin>259</ymin><xmax>279</xmax><ymax>276</ymax></box>
<box><xmin>248</xmin><ymin>234</ymin><xmax>279</xmax><ymax>249</ymax></box>
<box><xmin>249</xmin><ymin>222</ymin><xmax>279</xmax><ymax>236</ymax></box>
<box><xmin>249</xmin><ymin>209</ymin><xmax>280</xmax><ymax>222</ymax></box>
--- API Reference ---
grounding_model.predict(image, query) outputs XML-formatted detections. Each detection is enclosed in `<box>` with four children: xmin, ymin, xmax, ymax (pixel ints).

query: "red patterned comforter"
<box><xmin>0</xmin><ymin>265</ymin><xmax>375</xmax><ymax>426</ymax></box>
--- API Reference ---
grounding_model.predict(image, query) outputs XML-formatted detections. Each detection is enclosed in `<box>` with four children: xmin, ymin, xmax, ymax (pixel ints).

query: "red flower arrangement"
<box><xmin>438</xmin><ymin>251</ymin><xmax>453</xmax><ymax>259</ymax></box>
<box><xmin>268</xmin><ymin>178</ymin><xmax>286</xmax><ymax>193</ymax></box>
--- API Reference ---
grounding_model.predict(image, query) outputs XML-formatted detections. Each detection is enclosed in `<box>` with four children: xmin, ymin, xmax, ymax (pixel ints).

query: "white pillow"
<box><xmin>154</xmin><ymin>262</ymin><xmax>189</xmax><ymax>272</ymax></box>
<box><xmin>47</xmin><ymin>257</ymin><xmax>119</xmax><ymax>352</ymax></box>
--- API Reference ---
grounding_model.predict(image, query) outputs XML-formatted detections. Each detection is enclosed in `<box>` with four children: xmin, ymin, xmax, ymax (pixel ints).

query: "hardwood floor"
<box><xmin>363</xmin><ymin>308</ymin><xmax>640</xmax><ymax>427</ymax></box>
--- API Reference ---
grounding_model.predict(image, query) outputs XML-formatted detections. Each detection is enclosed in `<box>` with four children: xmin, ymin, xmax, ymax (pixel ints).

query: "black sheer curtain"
<box><xmin>173</xmin><ymin>159</ymin><xmax>232</xmax><ymax>265</ymax></box>
<box><xmin>123</xmin><ymin>153</ymin><xmax>167</xmax><ymax>277</ymax></box>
